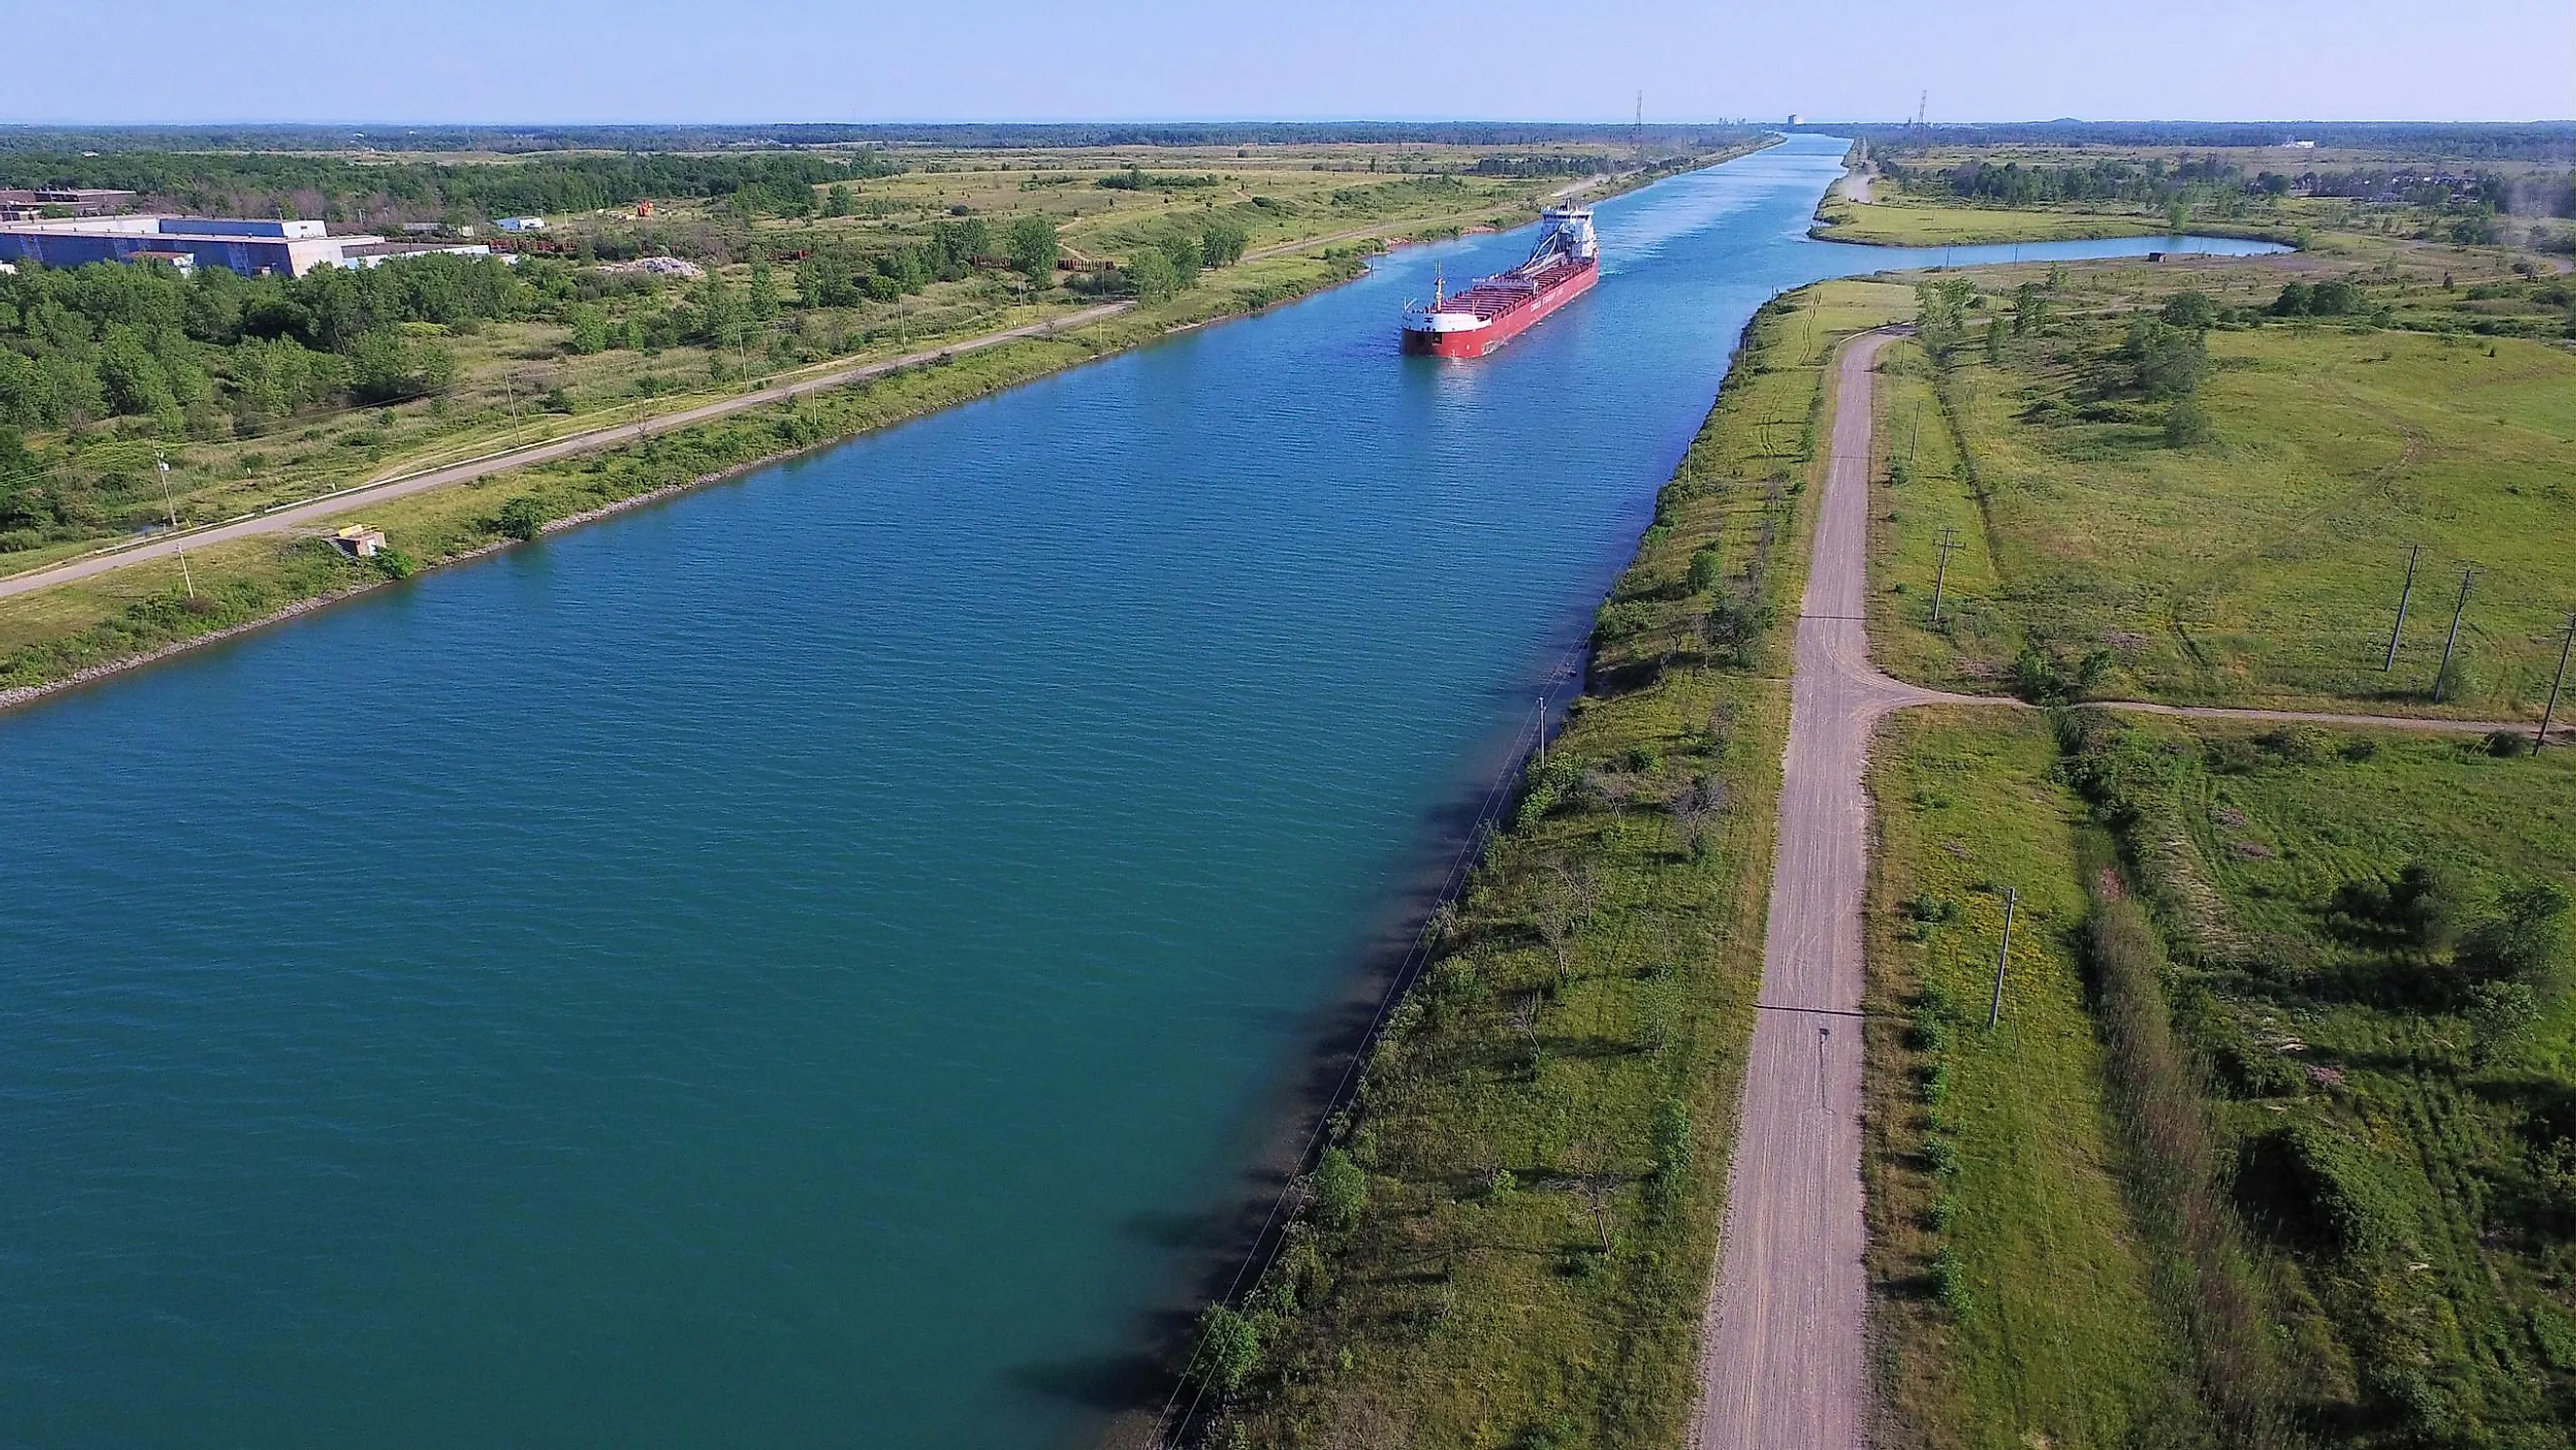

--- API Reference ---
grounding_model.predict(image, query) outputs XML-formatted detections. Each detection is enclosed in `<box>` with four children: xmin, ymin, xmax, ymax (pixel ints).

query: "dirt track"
<box><xmin>1692</xmin><ymin>331</ymin><xmax>1958</xmax><ymax>1448</ymax></box>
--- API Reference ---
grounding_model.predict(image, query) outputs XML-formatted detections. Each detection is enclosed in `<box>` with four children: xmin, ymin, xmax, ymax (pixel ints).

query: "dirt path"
<box><xmin>1694</xmin><ymin>330</ymin><xmax>1953</xmax><ymax>1449</ymax></box>
<box><xmin>0</xmin><ymin>302</ymin><xmax>1134</xmax><ymax>602</ymax></box>
<box><xmin>1691</xmin><ymin>326</ymin><xmax>2558</xmax><ymax>1447</ymax></box>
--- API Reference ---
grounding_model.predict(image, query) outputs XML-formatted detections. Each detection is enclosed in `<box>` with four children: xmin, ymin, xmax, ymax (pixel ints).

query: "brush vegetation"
<box><xmin>1861</xmin><ymin>251</ymin><xmax>2576</xmax><ymax>718</ymax></box>
<box><xmin>2054</xmin><ymin>711</ymin><xmax>2576</xmax><ymax>1445</ymax></box>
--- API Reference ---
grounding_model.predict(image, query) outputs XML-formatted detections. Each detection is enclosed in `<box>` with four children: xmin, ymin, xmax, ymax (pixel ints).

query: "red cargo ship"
<box><xmin>1399</xmin><ymin>207</ymin><xmax>1598</xmax><ymax>357</ymax></box>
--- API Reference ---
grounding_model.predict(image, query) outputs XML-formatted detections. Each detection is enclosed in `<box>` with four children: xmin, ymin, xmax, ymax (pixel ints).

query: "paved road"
<box><xmin>1690</xmin><ymin>328</ymin><xmax>2559</xmax><ymax>1449</ymax></box>
<box><xmin>0</xmin><ymin>302</ymin><xmax>1135</xmax><ymax>601</ymax></box>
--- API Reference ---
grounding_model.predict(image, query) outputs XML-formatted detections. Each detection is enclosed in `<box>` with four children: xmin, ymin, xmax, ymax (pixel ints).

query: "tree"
<box><xmin>2466</xmin><ymin>980</ymin><xmax>2539</xmax><ymax>1064</ymax></box>
<box><xmin>824</xmin><ymin>182</ymin><xmax>852</xmax><ymax>218</ymax></box>
<box><xmin>1187</xmin><ymin>1305</ymin><xmax>1260</xmax><ymax>1396</ymax></box>
<box><xmin>1126</xmin><ymin>248</ymin><xmax>1182</xmax><ymax>303</ymax></box>
<box><xmin>1158</xmin><ymin>233</ymin><xmax>1203</xmax><ymax>291</ymax></box>
<box><xmin>1199</xmin><ymin>217</ymin><xmax>1250</xmax><ymax>266</ymax></box>
<box><xmin>1006</xmin><ymin>215</ymin><xmax>1060</xmax><ymax>285</ymax></box>
<box><xmin>746</xmin><ymin>253</ymin><xmax>779</xmax><ymax>320</ymax></box>
<box><xmin>2465</xmin><ymin>882</ymin><xmax>2571</xmax><ymax>990</ymax></box>
<box><xmin>347</xmin><ymin>327</ymin><xmax>456</xmax><ymax>404</ymax></box>
<box><xmin>1313</xmin><ymin>1147</ymin><xmax>1368</xmax><ymax>1230</ymax></box>
<box><xmin>566</xmin><ymin>303</ymin><xmax>611</xmax><ymax>355</ymax></box>
<box><xmin>2159</xmin><ymin>290</ymin><xmax>2219</xmax><ymax>330</ymax></box>
<box><xmin>2122</xmin><ymin>316</ymin><xmax>2206</xmax><ymax>400</ymax></box>
<box><xmin>2012</xmin><ymin>280</ymin><xmax>2048</xmax><ymax>336</ymax></box>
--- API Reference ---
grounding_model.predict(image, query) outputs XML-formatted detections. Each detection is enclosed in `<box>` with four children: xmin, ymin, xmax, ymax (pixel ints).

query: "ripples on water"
<box><xmin>0</xmin><ymin>136</ymin><xmax>2281</xmax><ymax>1447</ymax></box>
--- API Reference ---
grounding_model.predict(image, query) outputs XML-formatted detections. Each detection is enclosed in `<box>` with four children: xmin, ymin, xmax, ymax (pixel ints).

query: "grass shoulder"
<box><xmin>1865</xmin><ymin>708</ymin><xmax>2203</xmax><ymax>1447</ymax></box>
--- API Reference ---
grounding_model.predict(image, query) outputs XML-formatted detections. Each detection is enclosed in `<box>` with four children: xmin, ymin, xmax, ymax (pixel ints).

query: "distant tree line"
<box><xmin>1847</xmin><ymin>120</ymin><xmax>2575</xmax><ymax>164</ymax></box>
<box><xmin>1469</xmin><ymin>153</ymin><xmax>1616</xmax><ymax>178</ymax></box>
<box><xmin>0</xmin><ymin>122</ymin><xmax>1771</xmax><ymax>155</ymax></box>
<box><xmin>0</xmin><ymin>151</ymin><xmax>896</xmax><ymax>226</ymax></box>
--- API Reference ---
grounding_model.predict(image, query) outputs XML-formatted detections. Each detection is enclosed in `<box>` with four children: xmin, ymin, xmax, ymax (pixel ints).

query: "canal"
<box><xmin>0</xmin><ymin>135</ymin><xmax>2278</xmax><ymax>1447</ymax></box>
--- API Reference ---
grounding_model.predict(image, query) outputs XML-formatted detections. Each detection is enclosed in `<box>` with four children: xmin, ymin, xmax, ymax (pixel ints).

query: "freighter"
<box><xmin>1399</xmin><ymin>207</ymin><xmax>1599</xmax><ymax>357</ymax></box>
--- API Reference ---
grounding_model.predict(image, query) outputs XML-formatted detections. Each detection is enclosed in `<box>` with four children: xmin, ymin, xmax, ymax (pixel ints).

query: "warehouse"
<box><xmin>0</xmin><ymin>216</ymin><xmax>494</xmax><ymax>278</ymax></box>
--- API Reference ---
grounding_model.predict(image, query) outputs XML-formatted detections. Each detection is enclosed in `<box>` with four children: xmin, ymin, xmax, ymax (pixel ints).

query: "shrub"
<box><xmin>2164</xmin><ymin>397</ymin><xmax>2213</xmax><ymax>447</ymax></box>
<box><xmin>1686</xmin><ymin>544</ymin><xmax>1724</xmax><ymax>593</ymax></box>
<box><xmin>495</xmin><ymin>494</ymin><xmax>546</xmax><ymax>542</ymax></box>
<box><xmin>1312</xmin><ymin>1147</ymin><xmax>1368</xmax><ymax>1230</ymax></box>
<box><xmin>2277</xmin><ymin>1120</ymin><xmax>2413</xmax><ymax>1256</ymax></box>
<box><xmin>1187</xmin><ymin>1304</ymin><xmax>1261</xmax><ymax>1395</ymax></box>
<box><xmin>2484</xmin><ymin>729</ymin><xmax>2532</xmax><ymax>758</ymax></box>
<box><xmin>2463</xmin><ymin>882</ymin><xmax>2571</xmax><ymax>991</ymax></box>
<box><xmin>2466</xmin><ymin>980</ymin><xmax>2539</xmax><ymax>1063</ymax></box>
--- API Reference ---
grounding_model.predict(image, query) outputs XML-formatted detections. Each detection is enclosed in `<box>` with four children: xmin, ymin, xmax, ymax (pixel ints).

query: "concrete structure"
<box><xmin>0</xmin><ymin>216</ymin><xmax>494</xmax><ymax>278</ymax></box>
<box><xmin>331</xmin><ymin>524</ymin><xmax>387</xmax><ymax>558</ymax></box>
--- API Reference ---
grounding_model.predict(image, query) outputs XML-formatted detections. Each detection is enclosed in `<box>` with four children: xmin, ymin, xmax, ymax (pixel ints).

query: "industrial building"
<box><xmin>0</xmin><ymin>216</ymin><xmax>497</xmax><ymax>278</ymax></box>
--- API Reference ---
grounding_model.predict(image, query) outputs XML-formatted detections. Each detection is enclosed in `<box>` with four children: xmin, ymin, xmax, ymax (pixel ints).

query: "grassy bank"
<box><xmin>0</xmin><ymin>254</ymin><xmax>1365</xmax><ymax>701</ymax></box>
<box><xmin>1859</xmin><ymin>254</ymin><xmax>2576</xmax><ymax>717</ymax></box>
<box><xmin>1863</xmin><ymin>710</ymin><xmax>2205</xmax><ymax>1447</ymax></box>
<box><xmin>1163</xmin><ymin>281</ymin><xmax>1901</xmax><ymax>1448</ymax></box>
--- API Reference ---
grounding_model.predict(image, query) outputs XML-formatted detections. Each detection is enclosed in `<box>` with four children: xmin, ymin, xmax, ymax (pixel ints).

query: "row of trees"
<box><xmin>0</xmin><ymin>150</ymin><xmax>896</xmax><ymax>228</ymax></box>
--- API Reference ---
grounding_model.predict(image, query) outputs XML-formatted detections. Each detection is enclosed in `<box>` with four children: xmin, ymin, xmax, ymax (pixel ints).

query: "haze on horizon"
<box><xmin>7</xmin><ymin>0</ymin><xmax>2570</xmax><ymax>129</ymax></box>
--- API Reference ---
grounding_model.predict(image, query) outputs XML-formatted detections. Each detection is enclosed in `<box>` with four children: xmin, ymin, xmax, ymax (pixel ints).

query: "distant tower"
<box><xmin>1633</xmin><ymin>90</ymin><xmax>1644</xmax><ymax>160</ymax></box>
<box><xmin>1916</xmin><ymin>90</ymin><xmax>1928</xmax><ymax>127</ymax></box>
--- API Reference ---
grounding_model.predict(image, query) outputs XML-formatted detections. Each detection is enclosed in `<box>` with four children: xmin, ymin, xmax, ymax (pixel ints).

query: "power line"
<box><xmin>1147</xmin><ymin>642</ymin><xmax>1587</xmax><ymax>1445</ymax></box>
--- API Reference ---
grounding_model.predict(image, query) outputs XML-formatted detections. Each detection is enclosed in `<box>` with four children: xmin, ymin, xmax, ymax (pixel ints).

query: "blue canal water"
<box><xmin>0</xmin><ymin>136</ymin><xmax>2279</xmax><ymax>1447</ymax></box>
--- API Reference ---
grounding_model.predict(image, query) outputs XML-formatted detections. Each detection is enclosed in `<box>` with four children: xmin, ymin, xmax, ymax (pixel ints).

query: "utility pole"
<box><xmin>2539</xmin><ymin>612</ymin><xmax>2575</xmax><ymax>750</ymax></box>
<box><xmin>1907</xmin><ymin>399</ymin><xmax>1923</xmax><ymax>470</ymax></box>
<box><xmin>2383</xmin><ymin>543</ymin><xmax>2422</xmax><ymax>670</ymax></box>
<box><xmin>1986</xmin><ymin>887</ymin><xmax>2017</xmax><ymax>1030</ymax></box>
<box><xmin>1536</xmin><ymin>695</ymin><xmax>1548</xmax><ymax>772</ymax></box>
<box><xmin>2433</xmin><ymin>567</ymin><xmax>2475</xmax><ymax>702</ymax></box>
<box><xmin>155</xmin><ymin>452</ymin><xmax>194</xmax><ymax>601</ymax></box>
<box><xmin>1930</xmin><ymin>527</ymin><xmax>1960</xmax><ymax>626</ymax></box>
<box><xmin>1817</xmin><ymin>1026</ymin><xmax>1831</xmax><ymax>1111</ymax></box>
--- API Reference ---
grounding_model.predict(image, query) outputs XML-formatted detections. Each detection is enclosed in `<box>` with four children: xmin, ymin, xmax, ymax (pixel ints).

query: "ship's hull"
<box><xmin>1400</xmin><ymin>259</ymin><xmax>1598</xmax><ymax>358</ymax></box>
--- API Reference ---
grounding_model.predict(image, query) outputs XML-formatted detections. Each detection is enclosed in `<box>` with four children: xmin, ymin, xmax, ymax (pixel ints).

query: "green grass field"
<box><xmin>1815</xmin><ymin>190</ymin><xmax>2194</xmax><ymax>248</ymax></box>
<box><xmin>2058</xmin><ymin>711</ymin><xmax>2576</xmax><ymax>1445</ymax></box>
<box><xmin>1863</xmin><ymin>261</ymin><xmax>2576</xmax><ymax>717</ymax></box>
<box><xmin>1187</xmin><ymin>283</ymin><xmax>1898</xmax><ymax>1449</ymax></box>
<box><xmin>1865</xmin><ymin>711</ymin><xmax>2205</xmax><ymax>1448</ymax></box>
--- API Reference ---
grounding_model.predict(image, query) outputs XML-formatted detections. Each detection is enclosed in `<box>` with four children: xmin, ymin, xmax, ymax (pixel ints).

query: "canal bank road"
<box><xmin>0</xmin><ymin>136</ymin><xmax>2283</xmax><ymax>1448</ymax></box>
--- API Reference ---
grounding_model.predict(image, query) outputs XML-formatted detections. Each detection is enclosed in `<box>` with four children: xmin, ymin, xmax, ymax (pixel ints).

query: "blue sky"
<box><xmin>9</xmin><ymin>0</ymin><xmax>2570</xmax><ymax>125</ymax></box>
